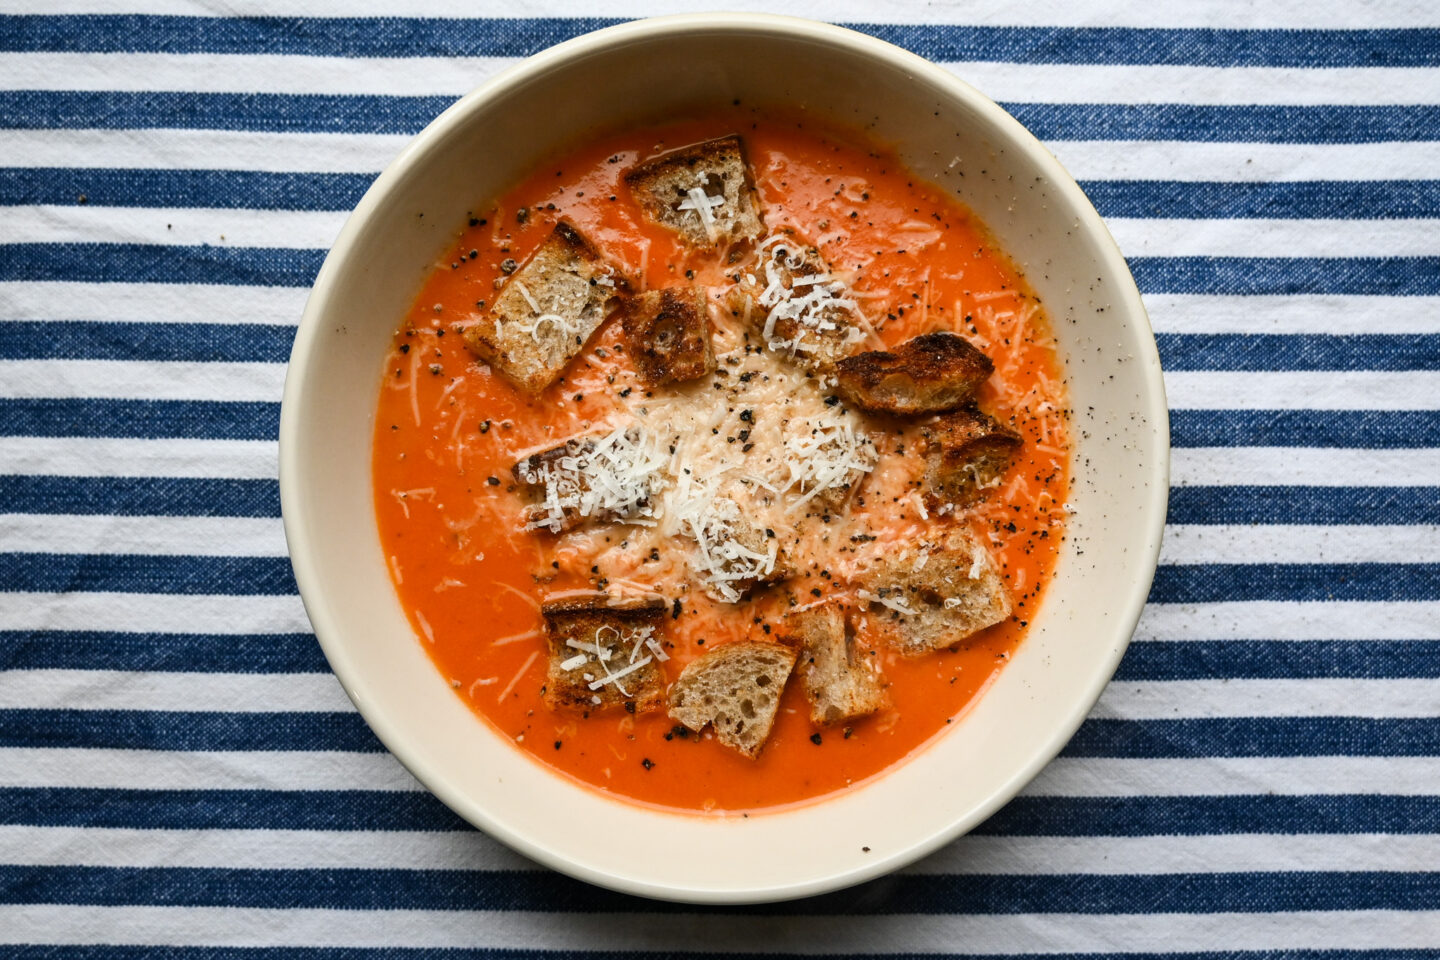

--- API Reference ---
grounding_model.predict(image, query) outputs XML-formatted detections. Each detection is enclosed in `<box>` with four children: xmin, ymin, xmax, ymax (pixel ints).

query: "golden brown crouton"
<box><xmin>541</xmin><ymin>595</ymin><xmax>668</xmax><ymax>714</ymax></box>
<box><xmin>511</xmin><ymin>425</ymin><xmax>667</xmax><ymax>533</ymax></box>
<box><xmin>463</xmin><ymin>222</ymin><xmax>627</xmax><ymax>395</ymax></box>
<box><xmin>668</xmin><ymin>639</ymin><xmax>797</xmax><ymax>758</ymax></box>
<box><xmin>861</xmin><ymin>529</ymin><xmax>1012</xmax><ymax>657</ymax></box>
<box><xmin>833</xmin><ymin>332</ymin><xmax>993</xmax><ymax>415</ymax></box>
<box><xmin>620</xmin><ymin>286</ymin><xmax>716</xmax><ymax>385</ymax></box>
<box><xmin>728</xmin><ymin>238</ymin><xmax>866</xmax><ymax>373</ymax></box>
<box><xmin>921</xmin><ymin>405</ymin><xmax>1022</xmax><ymax>510</ymax></box>
<box><xmin>785</xmin><ymin>605</ymin><xmax>886</xmax><ymax>727</ymax></box>
<box><xmin>625</xmin><ymin>135</ymin><xmax>766</xmax><ymax>251</ymax></box>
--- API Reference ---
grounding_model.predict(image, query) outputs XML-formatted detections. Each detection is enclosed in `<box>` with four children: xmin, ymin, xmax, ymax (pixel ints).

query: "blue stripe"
<box><xmin>0</xmin><ymin>952</ymin><xmax>1435</xmax><ymax>960</ymax></box>
<box><xmin>0</xmin><ymin>243</ymin><xmax>323</xmax><ymax>287</ymax></box>
<box><xmin>1061</xmin><ymin>718</ymin><xmax>1440</xmax><ymax>759</ymax></box>
<box><xmin>0</xmin><ymin>865</ymin><xmax>1435</xmax><ymax>912</ymax></box>
<box><xmin>0</xmin><ymin>631</ymin><xmax>326</xmax><ymax>673</ymax></box>
<box><xmin>1156</xmin><ymin>334</ymin><xmax>1440</xmax><ymax>372</ymax></box>
<box><xmin>1116</xmin><ymin>640</ymin><xmax>1440</xmax><ymax>680</ymax></box>
<box><xmin>0</xmin><ymin>399</ymin><xmax>278</xmax><ymax>439</ymax></box>
<box><xmin>3</xmin><ymin>16</ymin><xmax>1438</xmax><ymax>67</ymax></box>
<box><xmin>4</xmin><ymin>92</ymin><xmax>1437</xmax><ymax>144</ymax></box>
<box><xmin>4</xmin><ymin>788</ymin><xmax>1435</xmax><ymax>839</ymax></box>
<box><xmin>0</xmin><ymin>710</ymin><xmax>382</xmax><ymax>752</ymax></box>
<box><xmin>977</xmin><ymin>794</ymin><xmax>1440</xmax><ymax>837</ymax></box>
<box><xmin>7</xmin><ymin>243</ymin><xmax>1436</xmax><ymax>297</ymax></box>
<box><xmin>10</xmin><ymin>170</ymin><xmax>1439</xmax><ymax>221</ymax></box>
<box><xmin>1</xmin><ymin>709</ymin><xmax>1430</xmax><ymax>758</ymax></box>
<box><xmin>1149</xmin><ymin>563</ymin><xmax>1440</xmax><ymax>603</ymax></box>
<box><xmin>0</xmin><ymin>476</ymin><xmax>281</xmax><ymax>517</ymax></box>
<box><xmin>1083</xmin><ymin>180</ymin><xmax>1440</xmax><ymax>220</ymax></box>
<box><xmin>6</xmin><ymin>401</ymin><xmax>1437</xmax><ymax>448</ymax></box>
<box><xmin>0</xmin><ymin>168</ymin><xmax>373</xmax><ymax>211</ymax></box>
<box><xmin>1129</xmin><ymin>256</ymin><xmax>1440</xmax><ymax>296</ymax></box>
<box><xmin>0</xmin><ymin>553</ymin><xmax>296</xmax><ymax>595</ymax></box>
<box><xmin>1167</xmin><ymin>486</ymin><xmax>1440</xmax><ymax>525</ymax></box>
<box><xmin>0</xmin><ymin>321</ymin><xmax>295</xmax><ymax>362</ymax></box>
<box><xmin>1170</xmin><ymin>410</ymin><xmax>1440</xmax><ymax>448</ymax></box>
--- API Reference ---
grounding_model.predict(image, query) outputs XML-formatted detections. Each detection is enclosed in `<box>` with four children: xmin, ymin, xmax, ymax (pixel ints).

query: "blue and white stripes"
<box><xmin>1</xmin><ymin>2</ymin><xmax>1438</xmax><ymax>953</ymax></box>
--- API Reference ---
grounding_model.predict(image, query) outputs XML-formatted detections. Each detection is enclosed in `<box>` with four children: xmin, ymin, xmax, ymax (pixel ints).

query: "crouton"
<box><xmin>463</xmin><ymin>222</ymin><xmax>627</xmax><ymax>395</ymax></box>
<box><xmin>540</xmin><ymin>595</ymin><xmax>668</xmax><ymax>713</ymax></box>
<box><xmin>861</xmin><ymin>528</ymin><xmax>1012</xmax><ymax>657</ymax></box>
<box><xmin>921</xmin><ymin>405</ymin><xmax>1023</xmax><ymax>510</ymax></box>
<box><xmin>729</xmin><ymin>238</ymin><xmax>865</xmax><ymax>373</ymax></box>
<box><xmin>625</xmin><ymin>135</ymin><xmax>765</xmax><ymax>251</ymax></box>
<box><xmin>785</xmin><ymin>605</ymin><xmax>885</xmax><ymax>726</ymax></box>
<box><xmin>834</xmin><ymin>332</ymin><xmax>993</xmax><ymax>415</ymax></box>
<box><xmin>620</xmin><ymin>286</ymin><xmax>716</xmax><ymax>385</ymax></box>
<box><xmin>668</xmin><ymin>639</ymin><xmax>797</xmax><ymax>758</ymax></box>
<box><xmin>511</xmin><ymin>424</ymin><xmax>667</xmax><ymax>533</ymax></box>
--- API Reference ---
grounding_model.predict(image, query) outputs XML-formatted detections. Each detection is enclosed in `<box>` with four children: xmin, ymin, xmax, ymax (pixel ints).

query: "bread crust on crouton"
<box><xmin>463</xmin><ymin>221</ymin><xmax>628</xmax><ymax>395</ymax></box>
<box><xmin>541</xmin><ymin>594</ymin><xmax>667</xmax><ymax>714</ymax></box>
<box><xmin>921</xmin><ymin>405</ymin><xmax>1022</xmax><ymax>510</ymax></box>
<box><xmin>785</xmin><ymin>604</ymin><xmax>886</xmax><ymax>727</ymax></box>
<box><xmin>620</xmin><ymin>286</ymin><xmax>716</xmax><ymax>385</ymax></box>
<box><xmin>834</xmin><ymin>332</ymin><xmax>993</xmax><ymax>415</ymax></box>
<box><xmin>668</xmin><ymin>639</ymin><xmax>797</xmax><ymax>758</ymax></box>
<box><xmin>861</xmin><ymin>528</ymin><xmax>1012</xmax><ymax>656</ymax></box>
<box><xmin>625</xmin><ymin>135</ymin><xmax>766</xmax><ymax>251</ymax></box>
<box><xmin>728</xmin><ymin>238</ymin><xmax>866</xmax><ymax>373</ymax></box>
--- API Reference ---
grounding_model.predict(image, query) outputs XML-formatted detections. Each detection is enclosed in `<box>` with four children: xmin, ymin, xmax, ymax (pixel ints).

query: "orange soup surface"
<box><xmin>372</xmin><ymin>107</ymin><xmax>1069</xmax><ymax>813</ymax></box>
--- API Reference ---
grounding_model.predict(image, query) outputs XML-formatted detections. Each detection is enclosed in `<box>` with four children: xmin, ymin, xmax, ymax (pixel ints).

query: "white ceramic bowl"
<box><xmin>281</xmin><ymin>13</ymin><xmax>1168</xmax><ymax>903</ymax></box>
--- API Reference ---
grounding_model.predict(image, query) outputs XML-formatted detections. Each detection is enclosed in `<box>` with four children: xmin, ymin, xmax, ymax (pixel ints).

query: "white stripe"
<box><xmin>0</xmin><ymin>748</ymin><xmax>420</xmax><ymax>791</ymax></box>
<box><xmin>0</xmin><ymin>280</ymin><xmax>307</xmax><ymax>326</ymax></box>
<box><xmin>0</xmin><ymin>824</ymin><xmax>1430</xmax><ymax>876</ymax></box>
<box><xmin>1137</xmin><ymin>601</ymin><xmax>1440</xmax><ymax>641</ymax></box>
<box><xmin>0</xmin><ymin>514</ymin><xmax>286</xmax><ymax>557</ymax></box>
<box><xmin>917</xmin><ymin>833</ymin><xmax>1440</xmax><ymax>875</ymax></box>
<box><xmin>1027</xmin><ymin>756</ymin><xmax>1440</xmax><ymax>797</ymax></box>
<box><xmin>8</xmin><ymin>0</ymin><xmax>1433</xmax><ymax>27</ymax></box>
<box><xmin>1053</xmin><ymin>140</ymin><xmax>1440</xmax><ymax>182</ymax></box>
<box><xmin>0</xmin><ymin>359</ymin><xmax>286</xmax><ymax>401</ymax></box>
<box><xmin>9</xmin><ymin>52</ymin><xmax>1440</xmax><ymax>106</ymax></box>
<box><xmin>1171</xmin><ymin>448</ymin><xmax>1440</xmax><ymax>487</ymax></box>
<box><xmin>0</xmin><ymin>592</ymin><xmax>308</xmax><ymax>633</ymax></box>
<box><xmin>1</xmin><ymin>906</ymin><xmax>1434</xmax><ymax>950</ymax></box>
<box><xmin>1164</xmin><ymin>370</ymin><xmax>1440</xmax><ymax>411</ymax></box>
<box><xmin>1091</xmin><ymin>678</ymin><xmax>1440</xmax><ymax>720</ymax></box>
<box><xmin>0</xmin><ymin>129</ymin><xmax>408</xmax><ymax>173</ymax></box>
<box><xmin>0</xmin><ymin>670</ymin><xmax>353</xmax><ymax>713</ymax></box>
<box><xmin>0</xmin><ymin>437</ymin><xmax>277</xmax><ymax>478</ymax></box>
<box><xmin>3</xmin><ymin>205</ymin><xmax>346</xmax><ymax>250</ymax></box>
<box><xmin>0</xmin><ymin>53</ymin><xmax>509</xmax><ymax>96</ymax></box>
<box><xmin>1110</xmin><ymin>217</ymin><xmax>1440</xmax><ymax>259</ymax></box>
<box><xmin>1162</xmin><ymin>524</ymin><xmax>1440</xmax><ymax>565</ymax></box>
<box><xmin>1145</xmin><ymin>294</ymin><xmax>1440</xmax><ymax>335</ymax></box>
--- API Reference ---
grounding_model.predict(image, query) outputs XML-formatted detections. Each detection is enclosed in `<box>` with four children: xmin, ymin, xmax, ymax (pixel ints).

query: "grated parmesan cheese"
<box><xmin>519</xmin><ymin>424</ymin><xmax>669</xmax><ymax>533</ymax></box>
<box><xmin>676</xmin><ymin>176</ymin><xmax>727</xmax><ymax>243</ymax></box>
<box><xmin>857</xmin><ymin>588</ymin><xmax>917</xmax><ymax>616</ymax></box>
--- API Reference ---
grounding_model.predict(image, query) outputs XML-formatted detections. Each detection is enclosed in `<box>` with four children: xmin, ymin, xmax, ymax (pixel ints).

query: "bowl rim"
<box><xmin>281</xmin><ymin>11</ymin><xmax>1169</xmax><ymax>903</ymax></box>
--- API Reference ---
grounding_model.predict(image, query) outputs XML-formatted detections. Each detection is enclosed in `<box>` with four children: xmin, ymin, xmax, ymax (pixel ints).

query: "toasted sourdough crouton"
<box><xmin>463</xmin><ymin>222</ymin><xmax>626</xmax><ymax>395</ymax></box>
<box><xmin>863</xmin><ymin>528</ymin><xmax>1011</xmax><ymax>657</ymax></box>
<box><xmin>668</xmin><ymin>640</ymin><xmax>797</xmax><ymax>758</ymax></box>
<box><xmin>625</xmin><ymin>135</ymin><xmax>765</xmax><ymax>250</ymax></box>
<box><xmin>729</xmin><ymin>238</ymin><xmax>865</xmax><ymax>373</ymax></box>
<box><xmin>834</xmin><ymin>332</ymin><xmax>993</xmax><ymax>416</ymax></box>
<box><xmin>541</xmin><ymin>595</ymin><xmax>668</xmax><ymax>713</ymax></box>
<box><xmin>511</xmin><ymin>425</ymin><xmax>667</xmax><ymax>533</ymax></box>
<box><xmin>786</xmin><ymin>605</ymin><xmax>885</xmax><ymax>726</ymax></box>
<box><xmin>620</xmin><ymin>286</ymin><xmax>716</xmax><ymax>385</ymax></box>
<box><xmin>921</xmin><ymin>405</ymin><xmax>1023</xmax><ymax>510</ymax></box>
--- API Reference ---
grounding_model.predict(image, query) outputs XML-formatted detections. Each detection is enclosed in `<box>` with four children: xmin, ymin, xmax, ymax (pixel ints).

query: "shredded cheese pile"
<box><xmin>751</xmin><ymin>236</ymin><xmax>864</xmax><ymax>356</ymax></box>
<box><xmin>676</xmin><ymin>175</ymin><xmax>727</xmax><ymax>243</ymax></box>
<box><xmin>518</xmin><ymin>424</ymin><xmax>669</xmax><ymax>533</ymax></box>
<box><xmin>778</xmin><ymin>412</ymin><xmax>877</xmax><ymax>513</ymax></box>
<box><xmin>670</xmin><ymin>489</ymin><xmax>779</xmax><ymax>603</ymax></box>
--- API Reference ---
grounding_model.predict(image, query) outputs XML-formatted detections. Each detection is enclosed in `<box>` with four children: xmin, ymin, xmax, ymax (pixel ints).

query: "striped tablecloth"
<box><xmin>2</xmin><ymin>2</ymin><xmax>1437</xmax><ymax>953</ymax></box>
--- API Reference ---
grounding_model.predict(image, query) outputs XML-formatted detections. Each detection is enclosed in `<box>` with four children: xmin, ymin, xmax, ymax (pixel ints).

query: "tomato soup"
<box><xmin>371</xmin><ymin>106</ymin><xmax>1069</xmax><ymax>813</ymax></box>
